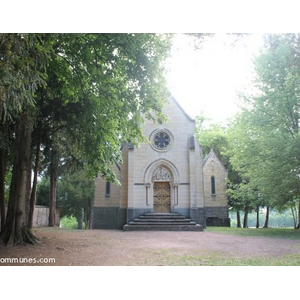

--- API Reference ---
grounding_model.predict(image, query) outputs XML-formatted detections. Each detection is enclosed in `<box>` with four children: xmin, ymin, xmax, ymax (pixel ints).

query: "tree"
<box><xmin>195</xmin><ymin>114</ymin><xmax>229</xmax><ymax>166</ymax></box>
<box><xmin>58</xmin><ymin>170</ymin><xmax>94</xmax><ymax>229</ymax></box>
<box><xmin>36</xmin><ymin>177</ymin><xmax>50</xmax><ymax>206</ymax></box>
<box><xmin>0</xmin><ymin>33</ymin><xmax>172</xmax><ymax>245</ymax></box>
<box><xmin>226</xmin><ymin>180</ymin><xmax>258</xmax><ymax>228</ymax></box>
<box><xmin>0</xmin><ymin>122</ymin><xmax>12</xmax><ymax>231</ymax></box>
<box><xmin>228</xmin><ymin>34</ymin><xmax>300</xmax><ymax>229</ymax></box>
<box><xmin>0</xmin><ymin>34</ymin><xmax>50</xmax><ymax>244</ymax></box>
<box><xmin>39</xmin><ymin>33</ymin><xmax>172</xmax><ymax>227</ymax></box>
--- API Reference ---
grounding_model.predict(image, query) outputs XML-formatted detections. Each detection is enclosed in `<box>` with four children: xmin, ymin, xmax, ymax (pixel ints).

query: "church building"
<box><xmin>93</xmin><ymin>97</ymin><xmax>230</xmax><ymax>230</ymax></box>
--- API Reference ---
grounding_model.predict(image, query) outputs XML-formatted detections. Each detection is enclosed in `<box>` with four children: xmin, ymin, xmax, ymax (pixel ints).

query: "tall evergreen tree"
<box><xmin>0</xmin><ymin>34</ymin><xmax>50</xmax><ymax>244</ymax></box>
<box><xmin>0</xmin><ymin>33</ymin><xmax>172</xmax><ymax>245</ymax></box>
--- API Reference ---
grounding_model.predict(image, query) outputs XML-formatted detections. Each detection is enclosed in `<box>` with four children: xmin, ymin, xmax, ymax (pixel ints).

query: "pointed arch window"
<box><xmin>105</xmin><ymin>182</ymin><xmax>111</xmax><ymax>198</ymax></box>
<box><xmin>211</xmin><ymin>176</ymin><xmax>216</xmax><ymax>195</ymax></box>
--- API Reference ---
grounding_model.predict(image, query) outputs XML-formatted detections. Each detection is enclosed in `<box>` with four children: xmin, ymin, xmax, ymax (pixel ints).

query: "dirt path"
<box><xmin>1</xmin><ymin>228</ymin><xmax>300</xmax><ymax>266</ymax></box>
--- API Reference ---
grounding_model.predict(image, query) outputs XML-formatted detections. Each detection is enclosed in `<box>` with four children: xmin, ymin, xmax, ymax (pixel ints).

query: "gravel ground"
<box><xmin>1</xmin><ymin>227</ymin><xmax>300</xmax><ymax>266</ymax></box>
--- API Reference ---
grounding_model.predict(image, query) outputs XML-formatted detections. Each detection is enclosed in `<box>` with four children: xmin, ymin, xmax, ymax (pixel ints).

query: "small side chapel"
<box><xmin>93</xmin><ymin>96</ymin><xmax>230</xmax><ymax>230</ymax></box>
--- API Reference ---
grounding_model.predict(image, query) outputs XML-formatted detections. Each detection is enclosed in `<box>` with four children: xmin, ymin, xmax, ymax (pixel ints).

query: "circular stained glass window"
<box><xmin>153</xmin><ymin>131</ymin><xmax>171</xmax><ymax>150</ymax></box>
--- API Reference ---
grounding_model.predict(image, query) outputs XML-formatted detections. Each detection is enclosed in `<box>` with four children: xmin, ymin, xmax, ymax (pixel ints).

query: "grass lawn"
<box><xmin>141</xmin><ymin>227</ymin><xmax>300</xmax><ymax>266</ymax></box>
<box><xmin>144</xmin><ymin>249</ymin><xmax>300</xmax><ymax>266</ymax></box>
<box><xmin>205</xmin><ymin>226</ymin><xmax>300</xmax><ymax>240</ymax></box>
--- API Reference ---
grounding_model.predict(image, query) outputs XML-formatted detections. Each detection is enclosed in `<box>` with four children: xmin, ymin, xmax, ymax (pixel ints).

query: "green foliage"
<box><xmin>195</xmin><ymin>114</ymin><xmax>229</xmax><ymax>165</ymax></box>
<box><xmin>230</xmin><ymin>210</ymin><xmax>297</xmax><ymax>228</ymax></box>
<box><xmin>34</xmin><ymin>33</ymin><xmax>172</xmax><ymax>182</ymax></box>
<box><xmin>195</xmin><ymin>114</ymin><xmax>242</xmax><ymax>183</ymax></box>
<box><xmin>57</xmin><ymin>169</ymin><xmax>94</xmax><ymax>220</ymax></box>
<box><xmin>228</xmin><ymin>34</ymin><xmax>300</xmax><ymax>225</ymax></box>
<box><xmin>1</xmin><ymin>34</ymin><xmax>172</xmax><ymax>240</ymax></box>
<box><xmin>0</xmin><ymin>33</ymin><xmax>50</xmax><ymax>121</ymax></box>
<box><xmin>59</xmin><ymin>216</ymin><xmax>79</xmax><ymax>229</ymax></box>
<box><xmin>36</xmin><ymin>177</ymin><xmax>50</xmax><ymax>206</ymax></box>
<box><xmin>2</xmin><ymin>33</ymin><xmax>172</xmax><ymax>179</ymax></box>
<box><xmin>226</xmin><ymin>180</ymin><xmax>258</xmax><ymax>213</ymax></box>
<box><xmin>195</xmin><ymin>113</ymin><xmax>244</xmax><ymax>212</ymax></box>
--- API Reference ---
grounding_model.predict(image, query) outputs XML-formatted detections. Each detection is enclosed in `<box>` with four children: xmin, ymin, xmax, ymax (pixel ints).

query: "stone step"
<box><xmin>129</xmin><ymin>221</ymin><xmax>197</xmax><ymax>225</ymax></box>
<box><xmin>123</xmin><ymin>224</ymin><xmax>203</xmax><ymax>231</ymax></box>
<box><xmin>123</xmin><ymin>212</ymin><xmax>203</xmax><ymax>232</ymax></box>
<box><xmin>144</xmin><ymin>213</ymin><xmax>181</xmax><ymax>216</ymax></box>
<box><xmin>133</xmin><ymin>218</ymin><xmax>192</xmax><ymax>223</ymax></box>
<box><xmin>139</xmin><ymin>215</ymin><xmax>186</xmax><ymax>219</ymax></box>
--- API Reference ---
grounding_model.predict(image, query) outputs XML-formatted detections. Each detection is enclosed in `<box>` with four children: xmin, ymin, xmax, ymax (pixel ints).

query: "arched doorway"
<box><xmin>152</xmin><ymin>166</ymin><xmax>172</xmax><ymax>213</ymax></box>
<box><xmin>153</xmin><ymin>182</ymin><xmax>171</xmax><ymax>213</ymax></box>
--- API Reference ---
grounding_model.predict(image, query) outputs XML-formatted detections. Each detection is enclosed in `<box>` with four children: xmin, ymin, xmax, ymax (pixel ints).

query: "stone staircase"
<box><xmin>123</xmin><ymin>213</ymin><xmax>203</xmax><ymax>231</ymax></box>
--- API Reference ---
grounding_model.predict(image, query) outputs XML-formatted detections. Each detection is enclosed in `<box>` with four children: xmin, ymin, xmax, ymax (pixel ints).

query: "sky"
<box><xmin>166</xmin><ymin>33</ymin><xmax>264</xmax><ymax>123</ymax></box>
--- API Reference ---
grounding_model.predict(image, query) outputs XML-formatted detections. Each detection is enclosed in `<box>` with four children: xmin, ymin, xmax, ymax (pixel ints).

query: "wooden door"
<box><xmin>153</xmin><ymin>182</ymin><xmax>171</xmax><ymax>213</ymax></box>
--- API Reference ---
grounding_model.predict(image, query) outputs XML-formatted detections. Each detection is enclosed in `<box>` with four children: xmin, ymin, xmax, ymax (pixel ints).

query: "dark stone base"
<box><xmin>127</xmin><ymin>208</ymin><xmax>135</xmax><ymax>223</ymax></box>
<box><xmin>205</xmin><ymin>206</ymin><xmax>228</xmax><ymax>218</ymax></box>
<box><xmin>173</xmin><ymin>208</ymin><xmax>190</xmax><ymax>217</ymax></box>
<box><xmin>92</xmin><ymin>206</ymin><xmax>231</xmax><ymax>229</ymax></box>
<box><xmin>92</xmin><ymin>207</ymin><xmax>127</xmax><ymax>229</ymax></box>
<box><xmin>190</xmin><ymin>208</ymin><xmax>206</xmax><ymax>228</ymax></box>
<box><xmin>206</xmin><ymin>217</ymin><xmax>231</xmax><ymax>227</ymax></box>
<box><xmin>205</xmin><ymin>207</ymin><xmax>230</xmax><ymax>227</ymax></box>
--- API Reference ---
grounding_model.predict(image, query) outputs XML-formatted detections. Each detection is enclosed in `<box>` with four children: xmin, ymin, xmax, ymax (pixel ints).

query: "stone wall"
<box><xmin>0</xmin><ymin>205</ymin><xmax>60</xmax><ymax>228</ymax></box>
<box><xmin>33</xmin><ymin>205</ymin><xmax>49</xmax><ymax>227</ymax></box>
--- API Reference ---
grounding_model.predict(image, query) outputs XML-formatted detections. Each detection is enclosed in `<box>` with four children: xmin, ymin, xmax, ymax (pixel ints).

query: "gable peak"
<box><xmin>168</xmin><ymin>96</ymin><xmax>194</xmax><ymax>122</ymax></box>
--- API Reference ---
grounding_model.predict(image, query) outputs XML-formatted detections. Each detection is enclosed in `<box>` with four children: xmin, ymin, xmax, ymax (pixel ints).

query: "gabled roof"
<box><xmin>169</xmin><ymin>95</ymin><xmax>195</xmax><ymax>122</ymax></box>
<box><xmin>203</xmin><ymin>149</ymin><xmax>227</xmax><ymax>173</ymax></box>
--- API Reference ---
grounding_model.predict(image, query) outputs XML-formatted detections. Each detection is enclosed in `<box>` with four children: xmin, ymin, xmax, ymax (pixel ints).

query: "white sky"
<box><xmin>166</xmin><ymin>33</ymin><xmax>264</xmax><ymax>123</ymax></box>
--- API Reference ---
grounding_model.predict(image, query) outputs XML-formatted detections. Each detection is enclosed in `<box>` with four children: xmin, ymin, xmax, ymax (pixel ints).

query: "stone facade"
<box><xmin>93</xmin><ymin>97</ymin><xmax>230</xmax><ymax>229</ymax></box>
<box><xmin>203</xmin><ymin>149</ymin><xmax>230</xmax><ymax>226</ymax></box>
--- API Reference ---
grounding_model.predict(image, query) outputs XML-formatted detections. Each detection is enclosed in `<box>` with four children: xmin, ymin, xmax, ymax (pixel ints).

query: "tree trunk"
<box><xmin>256</xmin><ymin>205</ymin><xmax>260</xmax><ymax>228</ymax></box>
<box><xmin>77</xmin><ymin>212</ymin><xmax>83</xmax><ymax>230</ymax></box>
<box><xmin>263</xmin><ymin>206</ymin><xmax>270</xmax><ymax>228</ymax></box>
<box><xmin>296</xmin><ymin>200</ymin><xmax>300</xmax><ymax>229</ymax></box>
<box><xmin>236</xmin><ymin>210</ymin><xmax>241</xmax><ymax>228</ymax></box>
<box><xmin>88</xmin><ymin>197</ymin><xmax>93</xmax><ymax>229</ymax></box>
<box><xmin>25</xmin><ymin>152</ymin><xmax>32</xmax><ymax>228</ymax></box>
<box><xmin>49</xmin><ymin>147</ymin><xmax>59</xmax><ymax>227</ymax></box>
<box><xmin>84</xmin><ymin>207</ymin><xmax>88</xmax><ymax>230</ymax></box>
<box><xmin>0</xmin><ymin>148</ymin><xmax>6</xmax><ymax>232</ymax></box>
<box><xmin>243</xmin><ymin>210</ymin><xmax>248</xmax><ymax>228</ymax></box>
<box><xmin>0</xmin><ymin>111</ymin><xmax>38</xmax><ymax>245</ymax></box>
<box><xmin>0</xmin><ymin>123</ymin><xmax>7</xmax><ymax>233</ymax></box>
<box><xmin>291</xmin><ymin>204</ymin><xmax>297</xmax><ymax>229</ymax></box>
<box><xmin>28</xmin><ymin>140</ymin><xmax>41</xmax><ymax>228</ymax></box>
